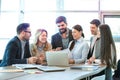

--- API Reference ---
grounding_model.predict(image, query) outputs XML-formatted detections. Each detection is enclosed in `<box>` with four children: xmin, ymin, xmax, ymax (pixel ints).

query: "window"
<box><xmin>102</xmin><ymin>12</ymin><xmax>120</xmax><ymax>61</ymax></box>
<box><xmin>1</xmin><ymin>0</ymin><xmax>19</xmax><ymax>11</ymax></box>
<box><xmin>64</xmin><ymin>0</ymin><xmax>99</xmax><ymax>11</ymax></box>
<box><xmin>24</xmin><ymin>0</ymin><xmax>56</xmax><ymax>11</ymax></box>
<box><xmin>24</xmin><ymin>12</ymin><xmax>57</xmax><ymax>41</ymax></box>
<box><xmin>0</xmin><ymin>0</ymin><xmax>120</xmax><ymax>60</ymax></box>
<box><xmin>102</xmin><ymin>12</ymin><xmax>120</xmax><ymax>42</ymax></box>
<box><xmin>100</xmin><ymin>0</ymin><xmax>120</xmax><ymax>10</ymax></box>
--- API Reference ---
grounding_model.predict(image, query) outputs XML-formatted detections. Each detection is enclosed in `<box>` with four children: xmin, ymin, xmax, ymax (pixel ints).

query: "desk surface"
<box><xmin>0</xmin><ymin>64</ymin><xmax>106</xmax><ymax>80</ymax></box>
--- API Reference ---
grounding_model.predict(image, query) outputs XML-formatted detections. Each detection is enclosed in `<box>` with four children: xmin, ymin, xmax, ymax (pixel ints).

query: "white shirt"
<box><xmin>68</xmin><ymin>37</ymin><xmax>89</xmax><ymax>64</ymax></box>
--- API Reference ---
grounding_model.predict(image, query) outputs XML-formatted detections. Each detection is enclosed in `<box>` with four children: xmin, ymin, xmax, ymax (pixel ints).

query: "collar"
<box><xmin>76</xmin><ymin>37</ymin><xmax>84</xmax><ymax>43</ymax></box>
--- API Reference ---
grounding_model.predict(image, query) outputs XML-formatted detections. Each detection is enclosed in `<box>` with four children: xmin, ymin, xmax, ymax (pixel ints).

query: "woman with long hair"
<box><xmin>99</xmin><ymin>24</ymin><xmax>117</xmax><ymax>80</ymax></box>
<box><xmin>30</xmin><ymin>29</ymin><xmax>52</xmax><ymax>64</ymax></box>
<box><xmin>68</xmin><ymin>24</ymin><xmax>89</xmax><ymax>64</ymax></box>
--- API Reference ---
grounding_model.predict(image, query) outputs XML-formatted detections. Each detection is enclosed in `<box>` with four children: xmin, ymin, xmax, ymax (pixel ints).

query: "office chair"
<box><xmin>91</xmin><ymin>75</ymin><xmax>105</xmax><ymax>80</ymax></box>
<box><xmin>0</xmin><ymin>60</ymin><xmax>2</xmax><ymax>63</ymax></box>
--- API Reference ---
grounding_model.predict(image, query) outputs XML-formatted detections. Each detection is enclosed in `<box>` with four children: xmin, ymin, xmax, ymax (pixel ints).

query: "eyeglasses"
<box><xmin>24</xmin><ymin>31</ymin><xmax>31</xmax><ymax>34</ymax></box>
<box><xmin>57</xmin><ymin>24</ymin><xmax>65</xmax><ymax>27</ymax></box>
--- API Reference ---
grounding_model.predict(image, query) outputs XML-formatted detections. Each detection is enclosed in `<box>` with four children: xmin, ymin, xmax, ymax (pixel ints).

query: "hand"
<box><xmin>55</xmin><ymin>47</ymin><xmax>62</xmax><ymax>51</ymax></box>
<box><xmin>87</xmin><ymin>57</ymin><xmax>95</xmax><ymax>64</ymax></box>
<box><xmin>69</xmin><ymin>59</ymin><xmax>75</xmax><ymax>64</ymax></box>
<box><xmin>36</xmin><ymin>53</ymin><xmax>46</xmax><ymax>64</ymax></box>
<box><xmin>28</xmin><ymin>57</ymin><xmax>37</xmax><ymax>64</ymax></box>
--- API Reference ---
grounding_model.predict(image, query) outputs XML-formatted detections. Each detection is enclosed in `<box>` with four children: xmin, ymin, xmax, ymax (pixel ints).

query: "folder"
<box><xmin>70</xmin><ymin>65</ymin><xmax>99</xmax><ymax>71</ymax></box>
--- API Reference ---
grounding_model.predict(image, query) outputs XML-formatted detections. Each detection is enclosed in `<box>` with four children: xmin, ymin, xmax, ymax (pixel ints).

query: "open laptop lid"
<box><xmin>46</xmin><ymin>51</ymin><xmax>69</xmax><ymax>67</ymax></box>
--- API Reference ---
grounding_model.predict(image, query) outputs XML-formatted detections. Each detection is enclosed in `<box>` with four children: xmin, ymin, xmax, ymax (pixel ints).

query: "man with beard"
<box><xmin>0</xmin><ymin>23</ymin><xmax>37</xmax><ymax>67</ymax></box>
<box><xmin>51</xmin><ymin>16</ymin><xmax>73</xmax><ymax>51</ymax></box>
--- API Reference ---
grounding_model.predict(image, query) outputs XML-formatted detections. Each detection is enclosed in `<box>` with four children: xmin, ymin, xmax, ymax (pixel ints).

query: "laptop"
<box><xmin>37</xmin><ymin>66</ymin><xmax>66</xmax><ymax>72</ymax></box>
<box><xmin>46</xmin><ymin>51</ymin><xmax>69</xmax><ymax>67</ymax></box>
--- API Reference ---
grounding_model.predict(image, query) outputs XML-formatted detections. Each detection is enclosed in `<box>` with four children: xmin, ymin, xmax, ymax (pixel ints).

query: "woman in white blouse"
<box><xmin>68</xmin><ymin>24</ymin><xmax>89</xmax><ymax>64</ymax></box>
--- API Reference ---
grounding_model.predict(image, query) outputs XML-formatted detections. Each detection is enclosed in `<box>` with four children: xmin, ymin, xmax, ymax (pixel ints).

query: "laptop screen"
<box><xmin>46</xmin><ymin>51</ymin><xmax>69</xmax><ymax>67</ymax></box>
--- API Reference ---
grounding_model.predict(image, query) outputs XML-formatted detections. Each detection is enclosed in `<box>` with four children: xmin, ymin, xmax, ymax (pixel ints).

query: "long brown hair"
<box><xmin>99</xmin><ymin>24</ymin><xmax>116</xmax><ymax>69</ymax></box>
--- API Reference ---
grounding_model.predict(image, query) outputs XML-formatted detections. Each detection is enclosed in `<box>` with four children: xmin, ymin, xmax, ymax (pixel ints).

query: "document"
<box><xmin>0</xmin><ymin>68</ymin><xmax>24</xmax><ymax>72</ymax></box>
<box><xmin>12</xmin><ymin>64</ymin><xmax>66</xmax><ymax>72</ymax></box>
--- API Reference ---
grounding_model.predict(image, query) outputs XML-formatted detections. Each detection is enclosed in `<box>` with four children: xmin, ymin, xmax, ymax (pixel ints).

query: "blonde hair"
<box><xmin>31</xmin><ymin>29</ymin><xmax>51</xmax><ymax>56</ymax></box>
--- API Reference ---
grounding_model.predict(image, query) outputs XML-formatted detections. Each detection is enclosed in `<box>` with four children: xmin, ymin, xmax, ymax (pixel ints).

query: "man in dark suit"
<box><xmin>51</xmin><ymin>16</ymin><xmax>73</xmax><ymax>50</ymax></box>
<box><xmin>0</xmin><ymin>23</ymin><xmax>37</xmax><ymax>67</ymax></box>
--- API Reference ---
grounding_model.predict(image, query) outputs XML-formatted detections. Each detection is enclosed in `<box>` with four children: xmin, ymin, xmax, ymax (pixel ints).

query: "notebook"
<box><xmin>46</xmin><ymin>51</ymin><xmax>69</xmax><ymax>67</ymax></box>
<box><xmin>12</xmin><ymin>64</ymin><xmax>38</xmax><ymax>69</ymax></box>
<box><xmin>12</xmin><ymin>64</ymin><xmax>66</xmax><ymax>72</ymax></box>
<box><xmin>70</xmin><ymin>65</ymin><xmax>99</xmax><ymax>71</ymax></box>
<box><xmin>0</xmin><ymin>69</ymin><xmax>24</xmax><ymax>72</ymax></box>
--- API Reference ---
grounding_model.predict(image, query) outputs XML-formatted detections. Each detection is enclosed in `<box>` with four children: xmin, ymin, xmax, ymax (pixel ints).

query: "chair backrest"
<box><xmin>113</xmin><ymin>59</ymin><xmax>120</xmax><ymax>79</ymax></box>
<box><xmin>0</xmin><ymin>60</ymin><xmax>2</xmax><ymax>63</ymax></box>
<box><xmin>91</xmin><ymin>75</ymin><xmax>105</xmax><ymax>80</ymax></box>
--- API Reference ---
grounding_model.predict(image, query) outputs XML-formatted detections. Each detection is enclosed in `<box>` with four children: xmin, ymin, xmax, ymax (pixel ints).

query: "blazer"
<box><xmin>51</xmin><ymin>29</ymin><xmax>73</xmax><ymax>50</ymax></box>
<box><xmin>0</xmin><ymin>36</ymin><xmax>31</xmax><ymax>67</ymax></box>
<box><xmin>87</xmin><ymin>37</ymin><xmax>101</xmax><ymax>59</ymax></box>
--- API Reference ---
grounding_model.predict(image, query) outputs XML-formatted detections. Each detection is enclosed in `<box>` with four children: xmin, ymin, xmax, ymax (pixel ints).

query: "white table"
<box><xmin>4</xmin><ymin>65</ymin><xmax>106</xmax><ymax>80</ymax></box>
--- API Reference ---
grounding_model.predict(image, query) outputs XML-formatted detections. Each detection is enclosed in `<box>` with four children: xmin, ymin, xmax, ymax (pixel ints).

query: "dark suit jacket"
<box><xmin>51</xmin><ymin>29</ymin><xmax>73</xmax><ymax>50</ymax></box>
<box><xmin>0</xmin><ymin>36</ymin><xmax>31</xmax><ymax>67</ymax></box>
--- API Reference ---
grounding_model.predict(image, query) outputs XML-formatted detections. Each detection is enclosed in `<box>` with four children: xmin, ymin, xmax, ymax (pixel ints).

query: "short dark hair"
<box><xmin>56</xmin><ymin>16</ymin><xmax>67</xmax><ymax>24</ymax></box>
<box><xmin>90</xmin><ymin>19</ymin><xmax>101</xmax><ymax>27</ymax></box>
<box><xmin>16</xmin><ymin>23</ymin><xmax>30</xmax><ymax>34</ymax></box>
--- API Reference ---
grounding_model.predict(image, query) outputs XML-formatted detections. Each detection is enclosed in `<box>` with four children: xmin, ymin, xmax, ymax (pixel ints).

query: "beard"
<box><xmin>59</xmin><ymin>28</ymin><xmax>67</xmax><ymax>34</ymax></box>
